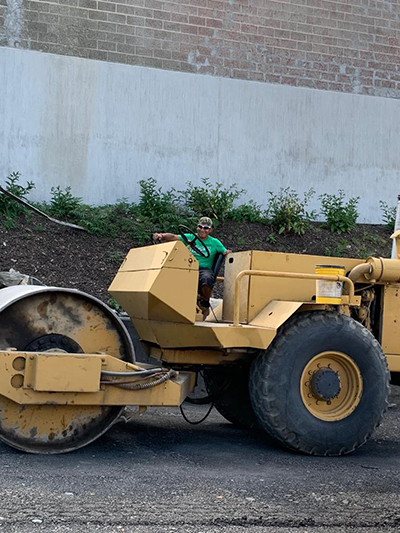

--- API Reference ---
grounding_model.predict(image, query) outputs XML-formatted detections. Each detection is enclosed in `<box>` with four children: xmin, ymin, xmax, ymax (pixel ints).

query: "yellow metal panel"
<box><xmin>118</xmin><ymin>242</ymin><xmax>198</xmax><ymax>272</ymax></box>
<box><xmin>223</xmin><ymin>251</ymin><xmax>252</xmax><ymax>323</ymax></box>
<box><xmin>28</xmin><ymin>354</ymin><xmax>102</xmax><ymax>392</ymax></box>
<box><xmin>110</xmin><ymin>269</ymin><xmax>197</xmax><ymax>323</ymax></box>
<box><xmin>109</xmin><ymin>270</ymin><xmax>156</xmax><ymax>319</ymax></box>
<box><xmin>109</xmin><ymin>242</ymin><xmax>198</xmax><ymax>324</ymax></box>
<box><xmin>250</xmin><ymin>300</ymin><xmax>303</xmax><ymax>328</ymax></box>
<box><xmin>212</xmin><ymin>323</ymin><xmax>276</xmax><ymax>350</ymax></box>
<box><xmin>160</xmin><ymin>348</ymin><xmax>245</xmax><ymax>365</ymax></box>
<box><xmin>386</xmin><ymin>355</ymin><xmax>400</xmax><ymax>372</ymax></box>
<box><xmin>149</xmin><ymin>321</ymin><xmax>222</xmax><ymax>348</ymax></box>
<box><xmin>0</xmin><ymin>351</ymin><xmax>194</xmax><ymax>406</ymax></box>
<box><xmin>149</xmin><ymin>268</ymin><xmax>197</xmax><ymax>323</ymax></box>
<box><xmin>147</xmin><ymin>320</ymin><xmax>276</xmax><ymax>351</ymax></box>
<box><xmin>132</xmin><ymin>318</ymin><xmax>158</xmax><ymax>344</ymax></box>
<box><xmin>381</xmin><ymin>284</ymin><xmax>400</xmax><ymax>355</ymax></box>
<box><xmin>248</xmin><ymin>252</ymin><xmax>362</xmax><ymax>323</ymax></box>
<box><xmin>109</xmin><ymin>269</ymin><xmax>158</xmax><ymax>294</ymax></box>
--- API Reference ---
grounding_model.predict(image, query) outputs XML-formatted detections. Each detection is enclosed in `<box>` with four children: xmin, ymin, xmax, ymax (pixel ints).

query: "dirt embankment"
<box><xmin>0</xmin><ymin>215</ymin><xmax>393</xmax><ymax>304</ymax></box>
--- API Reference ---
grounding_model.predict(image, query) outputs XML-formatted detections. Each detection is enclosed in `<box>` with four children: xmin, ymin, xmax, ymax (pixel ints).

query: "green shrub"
<box><xmin>380</xmin><ymin>200</ymin><xmax>396</xmax><ymax>231</ymax></box>
<box><xmin>229</xmin><ymin>200</ymin><xmax>265</xmax><ymax>223</ymax></box>
<box><xmin>108</xmin><ymin>250</ymin><xmax>126</xmax><ymax>264</ymax></box>
<box><xmin>138</xmin><ymin>178</ymin><xmax>177</xmax><ymax>220</ymax></box>
<box><xmin>48</xmin><ymin>186</ymin><xmax>82</xmax><ymax>219</ymax></box>
<box><xmin>107</xmin><ymin>297</ymin><xmax>122</xmax><ymax>311</ymax></box>
<box><xmin>182</xmin><ymin>178</ymin><xmax>245</xmax><ymax>222</ymax></box>
<box><xmin>0</xmin><ymin>171</ymin><xmax>35</xmax><ymax>219</ymax></box>
<box><xmin>75</xmin><ymin>203</ymin><xmax>146</xmax><ymax>239</ymax></box>
<box><xmin>320</xmin><ymin>190</ymin><xmax>359</xmax><ymax>234</ymax></box>
<box><xmin>266</xmin><ymin>188</ymin><xmax>316</xmax><ymax>235</ymax></box>
<box><xmin>138</xmin><ymin>177</ymin><xmax>193</xmax><ymax>232</ymax></box>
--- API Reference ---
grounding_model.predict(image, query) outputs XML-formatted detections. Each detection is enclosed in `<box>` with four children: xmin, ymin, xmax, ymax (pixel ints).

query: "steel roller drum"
<box><xmin>0</xmin><ymin>286</ymin><xmax>135</xmax><ymax>454</ymax></box>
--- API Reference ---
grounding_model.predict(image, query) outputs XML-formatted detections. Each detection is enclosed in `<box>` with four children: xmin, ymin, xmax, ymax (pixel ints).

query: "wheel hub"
<box><xmin>25</xmin><ymin>333</ymin><xmax>83</xmax><ymax>353</ymax></box>
<box><xmin>310</xmin><ymin>367</ymin><xmax>341</xmax><ymax>401</ymax></box>
<box><xmin>300</xmin><ymin>351</ymin><xmax>363</xmax><ymax>422</ymax></box>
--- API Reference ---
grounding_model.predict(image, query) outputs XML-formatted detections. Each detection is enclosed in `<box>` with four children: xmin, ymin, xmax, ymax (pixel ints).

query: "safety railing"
<box><xmin>233</xmin><ymin>270</ymin><xmax>355</xmax><ymax>327</ymax></box>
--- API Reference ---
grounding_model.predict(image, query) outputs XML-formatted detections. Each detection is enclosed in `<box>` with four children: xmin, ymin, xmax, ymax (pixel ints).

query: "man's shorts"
<box><xmin>198</xmin><ymin>267</ymin><xmax>215</xmax><ymax>288</ymax></box>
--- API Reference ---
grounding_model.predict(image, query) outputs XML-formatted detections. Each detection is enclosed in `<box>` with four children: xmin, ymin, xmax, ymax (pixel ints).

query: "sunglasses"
<box><xmin>197</xmin><ymin>224</ymin><xmax>211</xmax><ymax>230</ymax></box>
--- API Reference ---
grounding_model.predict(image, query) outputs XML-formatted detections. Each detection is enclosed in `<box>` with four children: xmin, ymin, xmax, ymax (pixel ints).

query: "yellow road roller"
<box><xmin>1</xmin><ymin>228</ymin><xmax>400</xmax><ymax>456</ymax></box>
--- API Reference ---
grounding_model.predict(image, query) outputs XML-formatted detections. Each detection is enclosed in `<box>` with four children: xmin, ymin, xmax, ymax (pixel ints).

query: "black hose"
<box><xmin>180</xmin><ymin>402</ymin><xmax>214</xmax><ymax>425</ymax></box>
<box><xmin>184</xmin><ymin>370</ymin><xmax>232</xmax><ymax>405</ymax></box>
<box><xmin>185</xmin><ymin>394</ymin><xmax>215</xmax><ymax>405</ymax></box>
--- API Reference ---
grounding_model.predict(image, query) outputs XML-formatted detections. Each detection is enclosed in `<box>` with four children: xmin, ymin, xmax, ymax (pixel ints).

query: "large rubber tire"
<box><xmin>249</xmin><ymin>312</ymin><xmax>390</xmax><ymax>456</ymax></box>
<box><xmin>203</xmin><ymin>365</ymin><xmax>259</xmax><ymax>429</ymax></box>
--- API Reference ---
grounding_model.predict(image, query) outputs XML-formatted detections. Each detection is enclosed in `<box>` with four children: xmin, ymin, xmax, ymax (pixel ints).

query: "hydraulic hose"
<box><xmin>101</xmin><ymin>368</ymin><xmax>163</xmax><ymax>377</ymax></box>
<box><xmin>102</xmin><ymin>369</ymin><xmax>177</xmax><ymax>390</ymax></box>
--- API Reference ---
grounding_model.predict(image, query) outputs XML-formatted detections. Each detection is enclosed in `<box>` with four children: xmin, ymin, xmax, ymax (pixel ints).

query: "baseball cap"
<box><xmin>198</xmin><ymin>216</ymin><xmax>213</xmax><ymax>227</ymax></box>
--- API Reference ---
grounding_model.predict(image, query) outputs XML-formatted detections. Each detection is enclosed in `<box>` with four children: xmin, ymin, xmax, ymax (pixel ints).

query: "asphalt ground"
<box><xmin>0</xmin><ymin>386</ymin><xmax>399</xmax><ymax>532</ymax></box>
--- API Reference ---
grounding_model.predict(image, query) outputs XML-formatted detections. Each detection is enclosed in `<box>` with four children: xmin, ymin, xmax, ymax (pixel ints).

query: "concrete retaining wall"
<box><xmin>1</xmin><ymin>46</ymin><xmax>400</xmax><ymax>222</ymax></box>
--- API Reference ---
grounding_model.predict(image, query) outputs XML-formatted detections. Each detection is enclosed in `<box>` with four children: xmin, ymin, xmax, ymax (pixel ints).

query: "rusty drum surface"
<box><xmin>0</xmin><ymin>286</ymin><xmax>135</xmax><ymax>454</ymax></box>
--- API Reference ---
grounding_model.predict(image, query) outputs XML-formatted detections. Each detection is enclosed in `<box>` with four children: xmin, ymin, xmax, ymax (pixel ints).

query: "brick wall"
<box><xmin>1</xmin><ymin>0</ymin><xmax>400</xmax><ymax>97</ymax></box>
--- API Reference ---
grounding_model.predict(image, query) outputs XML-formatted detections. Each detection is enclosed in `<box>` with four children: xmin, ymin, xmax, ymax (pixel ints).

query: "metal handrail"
<box><xmin>233</xmin><ymin>270</ymin><xmax>355</xmax><ymax>326</ymax></box>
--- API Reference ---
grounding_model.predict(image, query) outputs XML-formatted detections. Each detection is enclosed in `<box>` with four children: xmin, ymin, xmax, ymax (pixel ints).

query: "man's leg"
<box><xmin>198</xmin><ymin>268</ymin><xmax>215</xmax><ymax>317</ymax></box>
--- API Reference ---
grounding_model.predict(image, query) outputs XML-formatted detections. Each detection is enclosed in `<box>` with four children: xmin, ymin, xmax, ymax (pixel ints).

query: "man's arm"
<box><xmin>216</xmin><ymin>239</ymin><xmax>232</xmax><ymax>255</ymax></box>
<box><xmin>152</xmin><ymin>232</ymin><xmax>180</xmax><ymax>243</ymax></box>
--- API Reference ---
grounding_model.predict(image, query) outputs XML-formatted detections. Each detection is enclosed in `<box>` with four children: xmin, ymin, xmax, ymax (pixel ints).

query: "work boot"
<box><xmin>198</xmin><ymin>299</ymin><xmax>210</xmax><ymax>320</ymax></box>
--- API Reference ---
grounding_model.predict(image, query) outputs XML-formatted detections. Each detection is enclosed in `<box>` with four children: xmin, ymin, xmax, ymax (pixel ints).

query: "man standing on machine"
<box><xmin>152</xmin><ymin>217</ymin><xmax>231</xmax><ymax>317</ymax></box>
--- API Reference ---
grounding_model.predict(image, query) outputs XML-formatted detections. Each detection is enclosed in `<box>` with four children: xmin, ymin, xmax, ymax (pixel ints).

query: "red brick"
<box><xmin>189</xmin><ymin>16</ymin><xmax>206</xmax><ymax>26</ymax></box>
<box><xmin>206</xmin><ymin>18</ymin><xmax>223</xmax><ymax>29</ymax></box>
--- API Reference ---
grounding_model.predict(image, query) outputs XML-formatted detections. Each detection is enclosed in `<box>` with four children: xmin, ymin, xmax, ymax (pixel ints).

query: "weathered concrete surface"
<box><xmin>1</xmin><ymin>46</ymin><xmax>400</xmax><ymax>222</ymax></box>
<box><xmin>0</xmin><ymin>386</ymin><xmax>399</xmax><ymax>532</ymax></box>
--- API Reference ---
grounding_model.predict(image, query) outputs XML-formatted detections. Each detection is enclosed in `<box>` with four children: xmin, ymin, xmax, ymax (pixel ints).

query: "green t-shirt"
<box><xmin>180</xmin><ymin>234</ymin><xmax>226</xmax><ymax>269</ymax></box>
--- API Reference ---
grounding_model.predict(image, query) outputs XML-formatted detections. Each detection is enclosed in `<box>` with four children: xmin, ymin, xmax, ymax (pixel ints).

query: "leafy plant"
<box><xmin>75</xmin><ymin>204</ymin><xmax>145</xmax><ymax>239</ymax></box>
<box><xmin>266</xmin><ymin>188</ymin><xmax>316</xmax><ymax>235</ymax></box>
<box><xmin>182</xmin><ymin>178</ymin><xmax>245</xmax><ymax>222</ymax></box>
<box><xmin>320</xmin><ymin>190</ymin><xmax>359</xmax><ymax>234</ymax></box>
<box><xmin>380</xmin><ymin>200</ymin><xmax>396</xmax><ymax>231</ymax></box>
<box><xmin>235</xmin><ymin>236</ymin><xmax>246</xmax><ymax>248</ymax></box>
<box><xmin>0</xmin><ymin>171</ymin><xmax>35</xmax><ymax>219</ymax></box>
<box><xmin>267</xmin><ymin>232</ymin><xmax>277</xmax><ymax>244</ymax></box>
<box><xmin>324</xmin><ymin>241</ymin><xmax>349</xmax><ymax>257</ymax></box>
<box><xmin>48</xmin><ymin>186</ymin><xmax>82</xmax><ymax>219</ymax></box>
<box><xmin>138</xmin><ymin>178</ymin><xmax>193</xmax><ymax>232</ymax></box>
<box><xmin>362</xmin><ymin>230</ymin><xmax>386</xmax><ymax>247</ymax></box>
<box><xmin>229</xmin><ymin>200</ymin><xmax>265</xmax><ymax>223</ymax></box>
<box><xmin>107</xmin><ymin>297</ymin><xmax>122</xmax><ymax>311</ymax></box>
<box><xmin>109</xmin><ymin>250</ymin><xmax>126</xmax><ymax>264</ymax></box>
<box><xmin>334</xmin><ymin>239</ymin><xmax>350</xmax><ymax>256</ymax></box>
